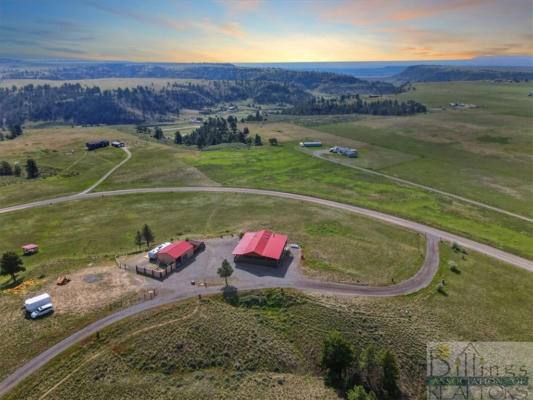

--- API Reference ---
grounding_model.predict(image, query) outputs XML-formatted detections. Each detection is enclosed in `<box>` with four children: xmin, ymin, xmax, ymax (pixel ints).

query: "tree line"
<box><xmin>284</xmin><ymin>95</ymin><xmax>427</xmax><ymax>116</ymax></box>
<box><xmin>1</xmin><ymin>62</ymin><xmax>398</xmax><ymax>95</ymax></box>
<box><xmin>0</xmin><ymin>81</ymin><xmax>311</xmax><ymax>126</ymax></box>
<box><xmin>0</xmin><ymin>159</ymin><xmax>38</xmax><ymax>178</ymax></box>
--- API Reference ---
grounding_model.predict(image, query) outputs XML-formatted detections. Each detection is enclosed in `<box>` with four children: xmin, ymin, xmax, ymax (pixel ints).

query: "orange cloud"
<box><xmin>194</xmin><ymin>19</ymin><xmax>247</xmax><ymax>39</ymax></box>
<box><xmin>217</xmin><ymin>0</ymin><xmax>263</xmax><ymax>16</ymax></box>
<box><xmin>391</xmin><ymin>0</ymin><xmax>491</xmax><ymax>22</ymax></box>
<box><xmin>319</xmin><ymin>0</ymin><xmax>493</xmax><ymax>26</ymax></box>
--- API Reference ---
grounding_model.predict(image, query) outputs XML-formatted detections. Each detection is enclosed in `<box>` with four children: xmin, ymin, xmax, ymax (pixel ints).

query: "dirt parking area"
<box><xmin>44</xmin><ymin>265</ymin><xmax>150</xmax><ymax>313</ymax></box>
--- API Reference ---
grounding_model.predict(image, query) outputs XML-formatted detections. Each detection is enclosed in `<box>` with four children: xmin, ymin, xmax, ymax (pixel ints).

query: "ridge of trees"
<box><xmin>0</xmin><ymin>81</ymin><xmax>311</xmax><ymax>126</ymax></box>
<box><xmin>284</xmin><ymin>95</ymin><xmax>427</xmax><ymax>116</ymax></box>
<box><xmin>394</xmin><ymin>65</ymin><xmax>533</xmax><ymax>82</ymax></box>
<box><xmin>1</xmin><ymin>63</ymin><xmax>397</xmax><ymax>95</ymax></box>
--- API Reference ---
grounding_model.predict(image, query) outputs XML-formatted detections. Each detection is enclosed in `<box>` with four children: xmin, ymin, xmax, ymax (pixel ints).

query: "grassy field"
<box><xmin>0</xmin><ymin>126</ymin><xmax>130</xmax><ymax>206</ymax></box>
<box><xmin>0</xmin><ymin>192</ymin><xmax>424</xmax><ymax>382</ymax></box>
<box><xmin>312</xmin><ymin>81</ymin><xmax>533</xmax><ymax>217</ymax></box>
<box><xmin>182</xmin><ymin>143</ymin><xmax>533</xmax><ymax>259</ymax></box>
<box><xmin>6</xmin><ymin>244</ymin><xmax>532</xmax><ymax>400</ymax></box>
<box><xmin>0</xmin><ymin>192</ymin><xmax>424</xmax><ymax>287</ymax></box>
<box><xmin>97</xmin><ymin>140</ymin><xmax>218</xmax><ymax>190</ymax></box>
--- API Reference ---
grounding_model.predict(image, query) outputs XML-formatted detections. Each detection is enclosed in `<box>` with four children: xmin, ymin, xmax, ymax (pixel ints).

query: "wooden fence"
<box><xmin>135</xmin><ymin>262</ymin><xmax>179</xmax><ymax>280</ymax></box>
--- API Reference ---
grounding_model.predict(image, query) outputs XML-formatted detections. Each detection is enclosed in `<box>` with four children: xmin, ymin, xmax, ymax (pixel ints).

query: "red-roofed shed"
<box><xmin>232</xmin><ymin>230</ymin><xmax>288</xmax><ymax>266</ymax></box>
<box><xmin>157</xmin><ymin>241</ymin><xmax>194</xmax><ymax>266</ymax></box>
<box><xmin>22</xmin><ymin>244</ymin><xmax>39</xmax><ymax>255</ymax></box>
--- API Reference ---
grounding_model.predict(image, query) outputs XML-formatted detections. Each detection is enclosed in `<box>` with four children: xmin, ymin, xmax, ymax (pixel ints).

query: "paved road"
<box><xmin>80</xmin><ymin>146</ymin><xmax>131</xmax><ymax>194</ymax></box>
<box><xmin>1</xmin><ymin>186</ymin><xmax>531</xmax><ymax>271</ymax></box>
<box><xmin>0</xmin><ymin>235</ymin><xmax>439</xmax><ymax>397</ymax></box>
<box><xmin>312</xmin><ymin>149</ymin><xmax>533</xmax><ymax>224</ymax></box>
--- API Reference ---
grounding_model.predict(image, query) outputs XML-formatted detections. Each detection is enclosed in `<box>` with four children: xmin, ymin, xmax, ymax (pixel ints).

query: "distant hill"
<box><xmin>0</xmin><ymin>61</ymin><xmax>397</xmax><ymax>96</ymax></box>
<box><xmin>394</xmin><ymin>65</ymin><xmax>533</xmax><ymax>82</ymax></box>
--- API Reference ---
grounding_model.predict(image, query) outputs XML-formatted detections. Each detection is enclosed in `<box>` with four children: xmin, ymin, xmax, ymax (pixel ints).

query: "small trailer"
<box><xmin>299</xmin><ymin>141</ymin><xmax>322</xmax><ymax>147</ymax></box>
<box><xmin>22</xmin><ymin>244</ymin><xmax>39</xmax><ymax>255</ymax></box>
<box><xmin>24</xmin><ymin>293</ymin><xmax>51</xmax><ymax>313</ymax></box>
<box><xmin>111</xmin><ymin>141</ymin><xmax>125</xmax><ymax>148</ymax></box>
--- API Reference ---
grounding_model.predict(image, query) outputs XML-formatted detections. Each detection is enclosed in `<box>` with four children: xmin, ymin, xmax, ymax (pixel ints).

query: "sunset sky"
<box><xmin>1</xmin><ymin>0</ymin><xmax>531</xmax><ymax>62</ymax></box>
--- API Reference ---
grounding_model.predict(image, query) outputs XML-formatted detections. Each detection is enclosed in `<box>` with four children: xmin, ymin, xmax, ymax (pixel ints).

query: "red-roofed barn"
<box><xmin>157</xmin><ymin>241</ymin><xmax>194</xmax><ymax>266</ymax></box>
<box><xmin>232</xmin><ymin>230</ymin><xmax>288</xmax><ymax>266</ymax></box>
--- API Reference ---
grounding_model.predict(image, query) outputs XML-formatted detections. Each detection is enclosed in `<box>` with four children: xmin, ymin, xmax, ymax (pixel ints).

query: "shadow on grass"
<box><xmin>221</xmin><ymin>285</ymin><xmax>239</xmax><ymax>306</ymax></box>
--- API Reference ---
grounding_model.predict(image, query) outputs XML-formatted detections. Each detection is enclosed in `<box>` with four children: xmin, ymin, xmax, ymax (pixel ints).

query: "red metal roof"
<box><xmin>232</xmin><ymin>230</ymin><xmax>288</xmax><ymax>260</ymax></box>
<box><xmin>158</xmin><ymin>241</ymin><xmax>193</xmax><ymax>259</ymax></box>
<box><xmin>22</xmin><ymin>244</ymin><xmax>38</xmax><ymax>250</ymax></box>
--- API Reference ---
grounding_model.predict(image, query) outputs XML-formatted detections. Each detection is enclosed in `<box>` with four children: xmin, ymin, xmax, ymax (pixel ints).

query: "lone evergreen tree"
<box><xmin>25</xmin><ymin>159</ymin><xmax>39</xmax><ymax>179</ymax></box>
<box><xmin>360</xmin><ymin>344</ymin><xmax>380</xmax><ymax>393</ymax></box>
<box><xmin>134</xmin><ymin>231</ymin><xmax>143</xmax><ymax>249</ymax></box>
<box><xmin>254</xmin><ymin>134</ymin><xmax>262</xmax><ymax>146</ymax></box>
<box><xmin>14</xmin><ymin>164</ymin><xmax>21</xmax><ymax>177</ymax></box>
<box><xmin>1</xmin><ymin>251</ymin><xmax>25</xmax><ymax>283</ymax></box>
<box><xmin>0</xmin><ymin>161</ymin><xmax>13</xmax><ymax>175</ymax></box>
<box><xmin>8</xmin><ymin>124</ymin><xmax>22</xmax><ymax>139</ymax></box>
<box><xmin>217</xmin><ymin>259</ymin><xmax>233</xmax><ymax>286</ymax></box>
<box><xmin>153</xmin><ymin>127</ymin><xmax>164</xmax><ymax>140</ymax></box>
<box><xmin>320</xmin><ymin>330</ymin><xmax>355</xmax><ymax>381</ymax></box>
<box><xmin>379</xmin><ymin>349</ymin><xmax>399</xmax><ymax>398</ymax></box>
<box><xmin>142</xmin><ymin>224</ymin><xmax>155</xmax><ymax>248</ymax></box>
<box><xmin>174</xmin><ymin>131</ymin><xmax>182</xmax><ymax>144</ymax></box>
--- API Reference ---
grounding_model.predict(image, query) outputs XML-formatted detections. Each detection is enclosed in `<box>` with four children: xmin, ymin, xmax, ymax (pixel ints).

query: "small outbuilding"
<box><xmin>232</xmin><ymin>230</ymin><xmax>288</xmax><ymax>267</ymax></box>
<box><xmin>22</xmin><ymin>244</ymin><xmax>39</xmax><ymax>255</ymax></box>
<box><xmin>157</xmin><ymin>240</ymin><xmax>194</xmax><ymax>266</ymax></box>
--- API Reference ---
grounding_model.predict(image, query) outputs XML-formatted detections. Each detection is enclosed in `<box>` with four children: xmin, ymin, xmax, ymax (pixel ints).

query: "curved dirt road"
<box><xmin>0</xmin><ymin>234</ymin><xmax>439</xmax><ymax>397</ymax></box>
<box><xmin>1</xmin><ymin>186</ymin><xmax>531</xmax><ymax>271</ymax></box>
<box><xmin>312</xmin><ymin>149</ymin><xmax>533</xmax><ymax>224</ymax></box>
<box><xmin>80</xmin><ymin>146</ymin><xmax>131</xmax><ymax>194</ymax></box>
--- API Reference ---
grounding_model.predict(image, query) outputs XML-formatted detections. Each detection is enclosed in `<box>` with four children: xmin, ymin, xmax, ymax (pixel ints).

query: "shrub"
<box><xmin>448</xmin><ymin>260</ymin><xmax>461</xmax><ymax>274</ymax></box>
<box><xmin>437</xmin><ymin>281</ymin><xmax>447</xmax><ymax>296</ymax></box>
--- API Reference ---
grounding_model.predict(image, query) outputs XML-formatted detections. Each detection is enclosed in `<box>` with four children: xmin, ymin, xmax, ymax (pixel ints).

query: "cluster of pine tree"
<box><xmin>182</xmin><ymin>116</ymin><xmax>258</xmax><ymax>148</ymax></box>
<box><xmin>320</xmin><ymin>331</ymin><xmax>401</xmax><ymax>400</ymax></box>
<box><xmin>1</xmin><ymin>63</ymin><xmax>397</xmax><ymax>95</ymax></box>
<box><xmin>0</xmin><ymin>159</ymin><xmax>37</xmax><ymax>178</ymax></box>
<box><xmin>285</xmin><ymin>95</ymin><xmax>427</xmax><ymax>116</ymax></box>
<box><xmin>0</xmin><ymin>81</ymin><xmax>311</xmax><ymax>126</ymax></box>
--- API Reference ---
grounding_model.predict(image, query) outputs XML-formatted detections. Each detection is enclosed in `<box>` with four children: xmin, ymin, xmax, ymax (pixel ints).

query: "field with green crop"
<box><xmin>6</xmin><ymin>244</ymin><xmax>533</xmax><ymax>400</ymax></box>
